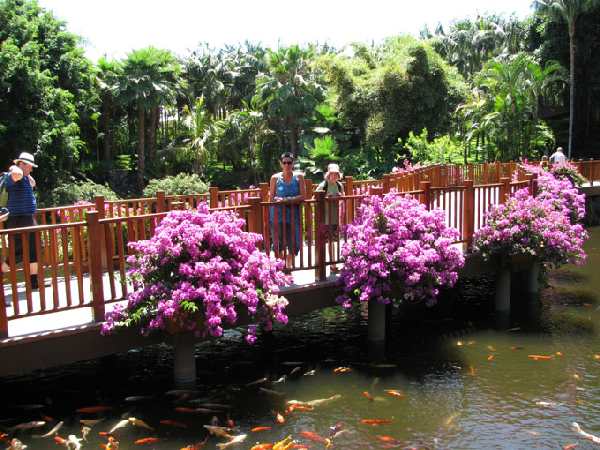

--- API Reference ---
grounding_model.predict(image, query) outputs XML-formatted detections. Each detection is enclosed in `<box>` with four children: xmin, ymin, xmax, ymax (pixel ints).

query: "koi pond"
<box><xmin>1</xmin><ymin>227</ymin><xmax>599</xmax><ymax>449</ymax></box>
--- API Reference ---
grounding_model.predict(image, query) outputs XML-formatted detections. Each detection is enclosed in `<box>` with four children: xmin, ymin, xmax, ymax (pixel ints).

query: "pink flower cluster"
<box><xmin>522</xmin><ymin>162</ymin><xmax>586</xmax><ymax>223</ymax></box>
<box><xmin>473</xmin><ymin>187</ymin><xmax>587</xmax><ymax>267</ymax></box>
<box><xmin>336</xmin><ymin>192</ymin><xmax>465</xmax><ymax>308</ymax></box>
<box><xmin>391</xmin><ymin>160</ymin><xmax>422</xmax><ymax>174</ymax></box>
<box><xmin>101</xmin><ymin>203</ymin><xmax>291</xmax><ymax>344</ymax></box>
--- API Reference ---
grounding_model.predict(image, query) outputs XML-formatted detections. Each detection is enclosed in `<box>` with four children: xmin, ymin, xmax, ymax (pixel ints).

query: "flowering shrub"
<box><xmin>473</xmin><ymin>188</ymin><xmax>587</xmax><ymax>267</ymax></box>
<box><xmin>101</xmin><ymin>204</ymin><xmax>291</xmax><ymax>344</ymax></box>
<box><xmin>522</xmin><ymin>162</ymin><xmax>585</xmax><ymax>223</ymax></box>
<box><xmin>391</xmin><ymin>160</ymin><xmax>423</xmax><ymax>174</ymax></box>
<box><xmin>336</xmin><ymin>192</ymin><xmax>464</xmax><ymax>308</ymax></box>
<box><xmin>550</xmin><ymin>161</ymin><xmax>587</xmax><ymax>187</ymax></box>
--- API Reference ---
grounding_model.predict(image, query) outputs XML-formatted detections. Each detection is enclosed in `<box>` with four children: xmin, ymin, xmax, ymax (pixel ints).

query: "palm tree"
<box><xmin>253</xmin><ymin>45</ymin><xmax>324</xmax><ymax>155</ymax></box>
<box><xmin>120</xmin><ymin>47</ymin><xmax>180</xmax><ymax>189</ymax></box>
<box><xmin>96</xmin><ymin>58</ymin><xmax>122</xmax><ymax>162</ymax></box>
<box><xmin>534</xmin><ymin>0</ymin><xmax>600</xmax><ymax>158</ymax></box>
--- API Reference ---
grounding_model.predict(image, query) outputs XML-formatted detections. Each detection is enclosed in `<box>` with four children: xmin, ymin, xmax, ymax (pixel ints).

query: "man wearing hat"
<box><xmin>1</xmin><ymin>152</ymin><xmax>41</xmax><ymax>289</ymax></box>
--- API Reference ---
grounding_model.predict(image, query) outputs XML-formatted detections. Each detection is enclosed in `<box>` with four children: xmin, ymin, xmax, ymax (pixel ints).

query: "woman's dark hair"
<box><xmin>280</xmin><ymin>152</ymin><xmax>295</xmax><ymax>161</ymax></box>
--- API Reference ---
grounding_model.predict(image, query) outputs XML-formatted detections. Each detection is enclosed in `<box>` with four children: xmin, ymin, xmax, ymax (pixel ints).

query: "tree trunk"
<box><xmin>148</xmin><ymin>106</ymin><xmax>159</xmax><ymax>160</ymax></box>
<box><xmin>568</xmin><ymin>24</ymin><xmax>576</xmax><ymax>159</ymax></box>
<box><xmin>102</xmin><ymin>99</ymin><xmax>112</xmax><ymax>162</ymax></box>
<box><xmin>137</xmin><ymin>105</ymin><xmax>145</xmax><ymax>191</ymax></box>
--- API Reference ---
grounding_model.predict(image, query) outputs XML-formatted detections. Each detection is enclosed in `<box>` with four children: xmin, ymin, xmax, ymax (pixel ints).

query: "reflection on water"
<box><xmin>1</xmin><ymin>227</ymin><xmax>600</xmax><ymax>449</ymax></box>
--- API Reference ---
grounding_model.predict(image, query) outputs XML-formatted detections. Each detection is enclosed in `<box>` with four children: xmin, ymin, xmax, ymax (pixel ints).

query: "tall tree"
<box><xmin>119</xmin><ymin>47</ymin><xmax>180</xmax><ymax>189</ymax></box>
<box><xmin>534</xmin><ymin>0</ymin><xmax>600</xmax><ymax>157</ymax></box>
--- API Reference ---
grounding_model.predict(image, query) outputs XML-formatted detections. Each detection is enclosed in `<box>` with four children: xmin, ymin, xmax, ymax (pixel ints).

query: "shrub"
<box><xmin>143</xmin><ymin>173</ymin><xmax>208</xmax><ymax>197</ymax></box>
<box><xmin>337</xmin><ymin>191</ymin><xmax>465</xmax><ymax>308</ymax></box>
<box><xmin>550</xmin><ymin>161</ymin><xmax>587</xmax><ymax>187</ymax></box>
<box><xmin>49</xmin><ymin>179</ymin><xmax>119</xmax><ymax>206</ymax></box>
<box><xmin>473</xmin><ymin>188</ymin><xmax>587</xmax><ymax>267</ymax></box>
<box><xmin>101</xmin><ymin>205</ymin><xmax>291</xmax><ymax>344</ymax></box>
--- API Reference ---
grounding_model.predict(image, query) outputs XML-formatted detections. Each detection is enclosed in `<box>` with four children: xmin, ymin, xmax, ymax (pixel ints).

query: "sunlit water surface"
<box><xmin>1</xmin><ymin>228</ymin><xmax>600</xmax><ymax>450</ymax></box>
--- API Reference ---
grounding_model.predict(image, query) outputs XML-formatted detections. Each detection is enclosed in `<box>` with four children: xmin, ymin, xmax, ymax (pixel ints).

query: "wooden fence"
<box><xmin>1</xmin><ymin>159</ymin><xmax>599</xmax><ymax>337</ymax></box>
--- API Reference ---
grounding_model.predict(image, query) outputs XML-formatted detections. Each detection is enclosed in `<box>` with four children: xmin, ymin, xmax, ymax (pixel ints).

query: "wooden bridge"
<box><xmin>1</xmin><ymin>160</ymin><xmax>599</xmax><ymax>377</ymax></box>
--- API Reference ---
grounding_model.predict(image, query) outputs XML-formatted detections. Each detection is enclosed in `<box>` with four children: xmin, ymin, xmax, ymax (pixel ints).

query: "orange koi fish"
<box><xmin>384</xmin><ymin>389</ymin><xmax>405</xmax><ymax>398</ymax></box>
<box><xmin>134</xmin><ymin>437</ymin><xmax>160</xmax><ymax>445</ymax></box>
<box><xmin>556</xmin><ymin>352</ymin><xmax>564</xmax><ymax>357</ymax></box>
<box><xmin>175</xmin><ymin>407</ymin><xmax>197</xmax><ymax>414</ymax></box>
<box><xmin>180</xmin><ymin>436</ymin><xmax>208</xmax><ymax>450</ymax></box>
<box><xmin>275</xmin><ymin>413</ymin><xmax>285</xmax><ymax>424</ymax></box>
<box><xmin>511</xmin><ymin>346</ymin><xmax>524</xmax><ymax>351</ymax></box>
<box><xmin>299</xmin><ymin>431</ymin><xmax>332</xmax><ymax>447</ymax></box>
<box><xmin>487</xmin><ymin>355</ymin><xmax>495</xmax><ymax>361</ymax></box>
<box><xmin>528</xmin><ymin>354</ymin><xmax>553</xmax><ymax>361</ymax></box>
<box><xmin>98</xmin><ymin>432</ymin><xmax>110</xmax><ymax>437</ymax></box>
<box><xmin>251</xmin><ymin>426</ymin><xmax>272</xmax><ymax>432</ymax></box>
<box><xmin>361</xmin><ymin>391</ymin><xmax>374</xmax><ymax>401</ymax></box>
<box><xmin>53</xmin><ymin>436</ymin><xmax>67</xmax><ymax>445</ymax></box>
<box><xmin>286</xmin><ymin>403</ymin><xmax>314</xmax><ymax>414</ymax></box>
<box><xmin>563</xmin><ymin>444</ymin><xmax>578</xmax><ymax>450</ymax></box>
<box><xmin>159</xmin><ymin>419</ymin><xmax>188</xmax><ymax>429</ymax></box>
<box><xmin>360</xmin><ymin>418</ymin><xmax>393</xmax><ymax>425</ymax></box>
<box><xmin>376</xmin><ymin>435</ymin><xmax>402</xmax><ymax>444</ymax></box>
<box><xmin>333</xmin><ymin>367</ymin><xmax>352</xmax><ymax>374</ymax></box>
<box><xmin>0</xmin><ymin>433</ymin><xmax>8</xmax><ymax>442</ymax></box>
<box><xmin>100</xmin><ymin>436</ymin><xmax>119</xmax><ymax>450</ymax></box>
<box><xmin>76</xmin><ymin>406</ymin><xmax>113</xmax><ymax>414</ymax></box>
<box><xmin>250</xmin><ymin>444</ymin><xmax>274</xmax><ymax>450</ymax></box>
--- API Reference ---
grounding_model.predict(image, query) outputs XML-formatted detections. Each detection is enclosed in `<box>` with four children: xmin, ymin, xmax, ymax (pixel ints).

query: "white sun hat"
<box><xmin>14</xmin><ymin>152</ymin><xmax>38</xmax><ymax>168</ymax></box>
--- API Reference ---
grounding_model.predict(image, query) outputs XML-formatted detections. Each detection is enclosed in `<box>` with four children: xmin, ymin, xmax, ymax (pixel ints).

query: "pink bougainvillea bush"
<box><xmin>522</xmin><ymin>162</ymin><xmax>586</xmax><ymax>224</ymax></box>
<box><xmin>473</xmin><ymin>188</ymin><xmax>587</xmax><ymax>267</ymax></box>
<box><xmin>391</xmin><ymin>160</ymin><xmax>423</xmax><ymax>174</ymax></box>
<box><xmin>101</xmin><ymin>204</ymin><xmax>291</xmax><ymax>344</ymax></box>
<box><xmin>336</xmin><ymin>192</ymin><xmax>465</xmax><ymax>308</ymax></box>
<box><xmin>550</xmin><ymin>161</ymin><xmax>587</xmax><ymax>187</ymax></box>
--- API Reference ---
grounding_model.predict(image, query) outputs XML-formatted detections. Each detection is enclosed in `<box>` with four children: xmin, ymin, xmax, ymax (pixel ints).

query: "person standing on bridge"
<box><xmin>549</xmin><ymin>147</ymin><xmax>567</xmax><ymax>165</ymax></box>
<box><xmin>1</xmin><ymin>152</ymin><xmax>41</xmax><ymax>289</ymax></box>
<box><xmin>269</xmin><ymin>152</ymin><xmax>306</xmax><ymax>272</ymax></box>
<box><xmin>315</xmin><ymin>163</ymin><xmax>345</xmax><ymax>273</ymax></box>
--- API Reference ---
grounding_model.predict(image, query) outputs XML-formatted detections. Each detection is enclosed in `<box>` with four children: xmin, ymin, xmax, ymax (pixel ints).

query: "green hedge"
<box><xmin>49</xmin><ymin>179</ymin><xmax>120</xmax><ymax>206</ymax></box>
<box><xmin>143</xmin><ymin>173</ymin><xmax>209</xmax><ymax>197</ymax></box>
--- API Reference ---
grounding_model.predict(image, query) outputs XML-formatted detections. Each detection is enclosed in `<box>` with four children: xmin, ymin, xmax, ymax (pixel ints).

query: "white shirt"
<box><xmin>549</xmin><ymin>151</ymin><xmax>566</xmax><ymax>164</ymax></box>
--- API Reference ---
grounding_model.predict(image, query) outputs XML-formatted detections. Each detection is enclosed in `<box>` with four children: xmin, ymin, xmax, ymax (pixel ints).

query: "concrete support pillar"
<box><xmin>368</xmin><ymin>299</ymin><xmax>386</xmax><ymax>343</ymax></box>
<box><xmin>173</xmin><ymin>333</ymin><xmax>196</xmax><ymax>387</ymax></box>
<box><xmin>527</xmin><ymin>261</ymin><xmax>541</xmax><ymax>295</ymax></box>
<box><xmin>495</xmin><ymin>267</ymin><xmax>511</xmax><ymax>314</ymax></box>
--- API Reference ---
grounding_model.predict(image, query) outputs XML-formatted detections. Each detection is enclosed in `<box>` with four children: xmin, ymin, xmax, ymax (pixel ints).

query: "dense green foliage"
<box><xmin>142</xmin><ymin>173</ymin><xmax>208</xmax><ymax>197</ymax></box>
<box><xmin>1</xmin><ymin>0</ymin><xmax>599</xmax><ymax>205</ymax></box>
<box><xmin>49</xmin><ymin>179</ymin><xmax>119</xmax><ymax>206</ymax></box>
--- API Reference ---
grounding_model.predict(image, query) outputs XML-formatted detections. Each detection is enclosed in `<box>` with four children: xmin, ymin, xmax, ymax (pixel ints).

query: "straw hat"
<box><xmin>325</xmin><ymin>163</ymin><xmax>342</xmax><ymax>178</ymax></box>
<box><xmin>14</xmin><ymin>152</ymin><xmax>38</xmax><ymax>167</ymax></box>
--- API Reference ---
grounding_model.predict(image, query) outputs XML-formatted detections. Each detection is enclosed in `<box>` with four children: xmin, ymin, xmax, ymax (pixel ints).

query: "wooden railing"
<box><xmin>2</xmin><ymin>159</ymin><xmax>599</xmax><ymax>337</ymax></box>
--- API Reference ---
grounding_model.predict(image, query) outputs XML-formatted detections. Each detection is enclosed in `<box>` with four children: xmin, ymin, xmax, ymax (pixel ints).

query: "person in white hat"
<box><xmin>315</xmin><ymin>163</ymin><xmax>345</xmax><ymax>273</ymax></box>
<box><xmin>1</xmin><ymin>152</ymin><xmax>41</xmax><ymax>289</ymax></box>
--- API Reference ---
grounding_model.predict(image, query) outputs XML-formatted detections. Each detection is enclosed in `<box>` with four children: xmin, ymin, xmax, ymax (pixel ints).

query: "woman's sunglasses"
<box><xmin>281</xmin><ymin>160</ymin><xmax>294</xmax><ymax>165</ymax></box>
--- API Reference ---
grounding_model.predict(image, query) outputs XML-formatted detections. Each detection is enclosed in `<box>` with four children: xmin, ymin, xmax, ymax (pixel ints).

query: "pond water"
<box><xmin>1</xmin><ymin>227</ymin><xmax>600</xmax><ymax>450</ymax></box>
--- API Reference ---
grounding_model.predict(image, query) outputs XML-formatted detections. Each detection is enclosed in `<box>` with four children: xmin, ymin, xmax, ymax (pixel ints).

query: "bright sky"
<box><xmin>37</xmin><ymin>0</ymin><xmax>534</xmax><ymax>62</ymax></box>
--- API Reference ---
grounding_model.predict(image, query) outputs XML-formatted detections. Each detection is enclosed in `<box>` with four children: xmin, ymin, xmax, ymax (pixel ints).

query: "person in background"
<box><xmin>540</xmin><ymin>155</ymin><xmax>549</xmax><ymax>168</ymax></box>
<box><xmin>549</xmin><ymin>147</ymin><xmax>566</xmax><ymax>165</ymax></box>
<box><xmin>315</xmin><ymin>163</ymin><xmax>344</xmax><ymax>273</ymax></box>
<box><xmin>1</xmin><ymin>152</ymin><xmax>40</xmax><ymax>289</ymax></box>
<box><xmin>269</xmin><ymin>152</ymin><xmax>306</xmax><ymax>271</ymax></box>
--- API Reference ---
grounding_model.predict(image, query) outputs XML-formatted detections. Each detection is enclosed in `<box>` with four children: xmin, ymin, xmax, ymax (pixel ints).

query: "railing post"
<box><xmin>462</xmin><ymin>180</ymin><xmax>475</xmax><ymax>248</ymax></box>
<box><xmin>94</xmin><ymin>196</ymin><xmax>106</xmax><ymax>219</ymax></box>
<box><xmin>529</xmin><ymin>173</ymin><xmax>538</xmax><ymax>196</ymax></box>
<box><xmin>344</xmin><ymin>176</ymin><xmax>355</xmax><ymax>224</ymax></box>
<box><xmin>156</xmin><ymin>191</ymin><xmax>166</xmax><ymax>213</ymax></box>
<box><xmin>209</xmin><ymin>187</ymin><xmax>219</xmax><ymax>209</ymax></box>
<box><xmin>499</xmin><ymin>177</ymin><xmax>510</xmax><ymax>204</ymax></box>
<box><xmin>314</xmin><ymin>190</ymin><xmax>327</xmax><ymax>282</ymax></box>
<box><xmin>247</xmin><ymin>197</ymin><xmax>262</xmax><ymax>235</ymax></box>
<box><xmin>0</xmin><ymin>264</ymin><xmax>7</xmax><ymax>338</ymax></box>
<box><xmin>305</xmin><ymin>178</ymin><xmax>314</xmax><ymax>199</ymax></box>
<box><xmin>259</xmin><ymin>183</ymin><xmax>269</xmax><ymax>202</ymax></box>
<box><xmin>419</xmin><ymin>180</ymin><xmax>431</xmax><ymax>209</ymax></box>
<box><xmin>87</xmin><ymin>211</ymin><xmax>105</xmax><ymax>323</ymax></box>
<box><xmin>382</xmin><ymin>174</ymin><xmax>391</xmax><ymax>193</ymax></box>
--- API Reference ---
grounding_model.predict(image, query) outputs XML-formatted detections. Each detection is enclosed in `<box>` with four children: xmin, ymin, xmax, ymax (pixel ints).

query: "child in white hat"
<box><xmin>315</xmin><ymin>163</ymin><xmax>344</xmax><ymax>273</ymax></box>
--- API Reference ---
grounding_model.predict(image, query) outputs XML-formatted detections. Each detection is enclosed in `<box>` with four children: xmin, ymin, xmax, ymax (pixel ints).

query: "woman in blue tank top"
<box><xmin>269</xmin><ymin>152</ymin><xmax>306</xmax><ymax>271</ymax></box>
